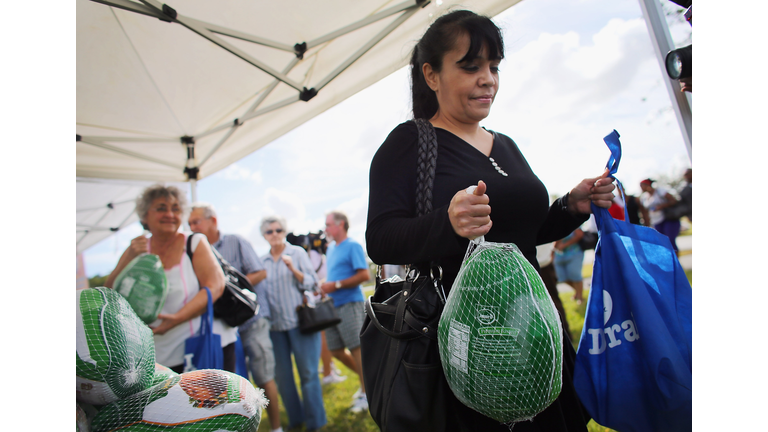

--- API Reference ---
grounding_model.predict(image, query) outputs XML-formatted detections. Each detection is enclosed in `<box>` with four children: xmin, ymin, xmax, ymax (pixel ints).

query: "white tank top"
<box><xmin>149</xmin><ymin>233</ymin><xmax>237</xmax><ymax>367</ymax></box>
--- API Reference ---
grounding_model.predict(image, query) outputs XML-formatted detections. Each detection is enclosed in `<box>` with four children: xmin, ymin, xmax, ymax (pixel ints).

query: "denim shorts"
<box><xmin>324</xmin><ymin>301</ymin><xmax>365</xmax><ymax>351</ymax></box>
<box><xmin>554</xmin><ymin>251</ymin><xmax>584</xmax><ymax>282</ymax></box>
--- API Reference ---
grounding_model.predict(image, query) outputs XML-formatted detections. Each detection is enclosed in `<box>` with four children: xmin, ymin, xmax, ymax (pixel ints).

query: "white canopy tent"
<box><xmin>76</xmin><ymin>0</ymin><xmax>522</xmax><ymax>254</ymax></box>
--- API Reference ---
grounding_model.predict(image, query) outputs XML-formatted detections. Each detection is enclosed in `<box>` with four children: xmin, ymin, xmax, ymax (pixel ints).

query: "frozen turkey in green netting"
<box><xmin>152</xmin><ymin>362</ymin><xmax>180</xmax><ymax>387</ymax></box>
<box><xmin>91</xmin><ymin>369</ymin><xmax>268</xmax><ymax>432</ymax></box>
<box><xmin>77</xmin><ymin>287</ymin><xmax>156</xmax><ymax>405</ymax></box>
<box><xmin>438</xmin><ymin>240</ymin><xmax>563</xmax><ymax>424</ymax></box>
<box><xmin>113</xmin><ymin>253</ymin><xmax>169</xmax><ymax>324</ymax></box>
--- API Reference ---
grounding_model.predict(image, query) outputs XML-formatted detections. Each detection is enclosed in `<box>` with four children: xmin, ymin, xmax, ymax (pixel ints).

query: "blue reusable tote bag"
<box><xmin>184</xmin><ymin>287</ymin><xmax>224</xmax><ymax>371</ymax></box>
<box><xmin>573</xmin><ymin>131</ymin><xmax>692</xmax><ymax>432</ymax></box>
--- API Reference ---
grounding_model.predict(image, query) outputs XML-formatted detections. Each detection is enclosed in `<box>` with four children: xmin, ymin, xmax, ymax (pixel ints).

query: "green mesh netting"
<box><xmin>152</xmin><ymin>363</ymin><xmax>180</xmax><ymax>387</ymax></box>
<box><xmin>438</xmin><ymin>240</ymin><xmax>563</xmax><ymax>424</ymax></box>
<box><xmin>91</xmin><ymin>369</ymin><xmax>267</xmax><ymax>432</ymax></box>
<box><xmin>77</xmin><ymin>287</ymin><xmax>156</xmax><ymax>405</ymax></box>
<box><xmin>113</xmin><ymin>254</ymin><xmax>169</xmax><ymax>324</ymax></box>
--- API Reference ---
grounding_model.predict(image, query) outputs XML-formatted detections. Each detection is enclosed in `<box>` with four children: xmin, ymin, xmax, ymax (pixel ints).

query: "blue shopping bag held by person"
<box><xmin>573</xmin><ymin>131</ymin><xmax>692</xmax><ymax>432</ymax></box>
<box><xmin>184</xmin><ymin>287</ymin><xmax>224</xmax><ymax>371</ymax></box>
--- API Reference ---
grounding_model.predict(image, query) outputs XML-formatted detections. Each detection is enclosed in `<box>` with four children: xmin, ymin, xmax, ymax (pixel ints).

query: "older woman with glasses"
<box><xmin>105</xmin><ymin>184</ymin><xmax>226</xmax><ymax>373</ymax></box>
<box><xmin>259</xmin><ymin>215</ymin><xmax>326</xmax><ymax>432</ymax></box>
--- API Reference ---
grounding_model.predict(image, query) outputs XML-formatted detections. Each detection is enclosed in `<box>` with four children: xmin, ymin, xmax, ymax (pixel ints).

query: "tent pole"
<box><xmin>182</xmin><ymin>136</ymin><xmax>199</xmax><ymax>203</ymax></box>
<box><xmin>637</xmin><ymin>0</ymin><xmax>692</xmax><ymax>162</ymax></box>
<box><xmin>190</xmin><ymin>179</ymin><xmax>198</xmax><ymax>203</ymax></box>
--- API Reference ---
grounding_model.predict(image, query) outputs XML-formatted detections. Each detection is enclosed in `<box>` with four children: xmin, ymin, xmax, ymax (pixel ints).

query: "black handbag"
<box><xmin>296</xmin><ymin>295</ymin><xmax>342</xmax><ymax>334</ymax></box>
<box><xmin>186</xmin><ymin>234</ymin><xmax>260</xmax><ymax>327</ymax></box>
<box><xmin>360</xmin><ymin>118</ymin><xmax>450</xmax><ymax>432</ymax></box>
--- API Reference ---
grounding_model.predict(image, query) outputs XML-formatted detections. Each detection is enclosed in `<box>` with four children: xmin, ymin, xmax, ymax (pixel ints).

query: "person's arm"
<box><xmin>104</xmin><ymin>235</ymin><xmax>148</xmax><ymax>288</ymax></box>
<box><xmin>238</xmin><ymin>236</ymin><xmax>266</xmax><ymax>287</ymax></box>
<box><xmin>366</xmin><ymin>123</ymin><xmax>474</xmax><ymax>265</ymax></box>
<box><xmin>152</xmin><ymin>235</ymin><xmax>225</xmax><ymax>335</ymax></box>
<box><xmin>321</xmin><ymin>268</ymin><xmax>370</xmax><ymax>294</ymax></box>
<box><xmin>246</xmin><ymin>270</ymin><xmax>267</xmax><ymax>287</ymax></box>
<box><xmin>555</xmin><ymin>229</ymin><xmax>584</xmax><ymax>252</ymax></box>
<box><xmin>282</xmin><ymin>247</ymin><xmax>317</xmax><ymax>291</ymax></box>
<box><xmin>656</xmin><ymin>192</ymin><xmax>679</xmax><ymax>210</ymax></box>
<box><xmin>537</xmin><ymin>170</ymin><xmax>614</xmax><ymax>245</ymax></box>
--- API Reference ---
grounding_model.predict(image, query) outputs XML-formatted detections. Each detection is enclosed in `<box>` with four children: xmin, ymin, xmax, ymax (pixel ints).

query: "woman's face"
<box><xmin>263</xmin><ymin>221</ymin><xmax>286</xmax><ymax>249</ymax></box>
<box><xmin>425</xmin><ymin>33</ymin><xmax>500</xmax><ymax>124</ymax></box>
<box><xmin>143</xmin><ymin>195</ymin><xmax>182</xmax><ymax>235</ymax></box>
<box><xmin>640</xmin><ymin>183</ymin><xmax>652</xmax><ymax>193</ymax></box>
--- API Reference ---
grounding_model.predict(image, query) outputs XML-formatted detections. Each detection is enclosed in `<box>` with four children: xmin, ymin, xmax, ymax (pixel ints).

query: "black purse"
<box><xmin>360</xmin><ymin>118</ymin><xmax>450</xmax><ymax>432</ymax></box>
<box><xmin>186</xmin><ymin>234</ymin><xmax>260</xmax><ymax>327</ymax></box>
<box><xmin>296</xmin><ymin>294</ymin><xmax>342</xmax><ymax>334</ymax></box>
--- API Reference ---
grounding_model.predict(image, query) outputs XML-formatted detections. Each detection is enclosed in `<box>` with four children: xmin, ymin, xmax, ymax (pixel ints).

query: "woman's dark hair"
<box><xmin>410</xmin><ymin>10</ymin><xmax>504</xmax><ymax>119</ymax></box>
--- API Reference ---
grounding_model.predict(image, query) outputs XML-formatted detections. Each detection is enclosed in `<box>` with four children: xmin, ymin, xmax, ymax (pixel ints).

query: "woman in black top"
<box><xmin>366</xmin><ymin>10</ymin><xmax>616</xmax><ymax>432</ymax></box>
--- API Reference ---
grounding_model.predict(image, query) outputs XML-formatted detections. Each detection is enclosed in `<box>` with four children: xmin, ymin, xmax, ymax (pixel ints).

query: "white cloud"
<box><xmin>216</xmin><ymin>162</ymin><xmax>263</xmax><ymax>183</ymax></box>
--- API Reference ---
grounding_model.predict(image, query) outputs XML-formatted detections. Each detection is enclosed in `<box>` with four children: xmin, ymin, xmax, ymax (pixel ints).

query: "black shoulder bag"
<box><xmin>360</xmin><ymin>118</ymin><xmax>450</xmax><ymax>432</ymax></box>
<box><xmin>186</xmin><ymin>233</ymin><xmax>259</xmax><ymax>327</ymax></box>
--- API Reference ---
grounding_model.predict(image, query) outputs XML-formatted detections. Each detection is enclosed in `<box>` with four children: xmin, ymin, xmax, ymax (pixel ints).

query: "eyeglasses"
<box><xmin>264</xmin><ymin>228</ymin><xmax>284</xmax><ymax>235</ymax></box>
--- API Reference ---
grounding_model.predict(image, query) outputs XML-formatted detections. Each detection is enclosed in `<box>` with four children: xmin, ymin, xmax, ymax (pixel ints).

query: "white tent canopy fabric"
<box><xmin>77</xmin><ymin>0</ymin><xmax>521</xmax><ymax>184</ymax></box>
<box><xmin>76</xmin><ymin>178</ymin><xmax>189</xmax><ymax>254</ymax></box>
<box><xmin>76</xmin><ymin>0</ymin><xmax>521</xmax><ymax>255</ymax></box>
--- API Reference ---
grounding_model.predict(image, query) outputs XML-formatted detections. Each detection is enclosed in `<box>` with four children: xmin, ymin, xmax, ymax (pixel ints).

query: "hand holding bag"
<box><xmin>573</xmin><ymin>131</ymin><xmax>692</xmax><ymax>432</ymax></box>
<box><xmin>184</xmin><ymin>287</ymin><xmax>224</xmax><ymax>371</ymax></box>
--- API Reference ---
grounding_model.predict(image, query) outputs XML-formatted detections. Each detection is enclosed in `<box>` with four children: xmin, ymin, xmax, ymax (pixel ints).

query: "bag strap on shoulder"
<box><xmin>413</xmin><ymin>118</ymin><xmax>437</xmax><ymax>218</ymax></box>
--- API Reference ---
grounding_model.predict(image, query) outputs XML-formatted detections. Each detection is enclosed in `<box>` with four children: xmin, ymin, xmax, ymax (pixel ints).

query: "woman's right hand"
<box><xmin>128</xmin><ymin>235</ymin><xmax>149</xmax><ymax>258</ymax></box>
<box><xmin>448</xmin><ymin>180</ymin><xmax>492</xmax><ymax>240</ymax></box>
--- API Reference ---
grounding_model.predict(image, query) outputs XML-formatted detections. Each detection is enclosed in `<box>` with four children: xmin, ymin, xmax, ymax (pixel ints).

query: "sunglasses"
<box><xmin>264</xmin><ymin>228</ymin><xmax>284</xmax><ymax>235</ymax></box>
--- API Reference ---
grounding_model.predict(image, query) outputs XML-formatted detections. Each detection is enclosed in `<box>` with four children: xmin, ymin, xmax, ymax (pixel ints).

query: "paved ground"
<box><xmin>557</xmin><ymin>235</ymin><xmax>692</xmax><ymax>294</ymax></box>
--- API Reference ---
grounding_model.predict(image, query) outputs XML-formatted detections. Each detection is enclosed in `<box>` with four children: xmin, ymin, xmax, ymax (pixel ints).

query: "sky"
<box><xmin>82</xmin><ymin>0</ymin><xmax>693</xmax><ymax>277</ymax></box>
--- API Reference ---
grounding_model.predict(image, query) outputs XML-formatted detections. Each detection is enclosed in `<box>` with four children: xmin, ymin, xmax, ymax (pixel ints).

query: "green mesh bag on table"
<box><xmin>151</xmin><ymin>363</ymin><xmax>180</xmax><ymax>387</ymax></box>
<box><xmin>113</xmin><ymin>253</ymin><xmax>168</xmax><ymax>324</ymax></box>
<box><xmin>77</xmin><ymin>287</ymin><xmax>156</xmax><ymax>405</ymax></box>
<box><xmin>438</xmin><ymin>240</ymin><xmax>563</xmax><ymax>424</ymax></box>
<box><xmin>91</xmin><ymin>369</ymin><xmax>267</xmax><ymax>432</ymax></box>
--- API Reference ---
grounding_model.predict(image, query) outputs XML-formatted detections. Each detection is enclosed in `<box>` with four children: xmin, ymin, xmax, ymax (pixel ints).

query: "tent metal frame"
<box><xmin>81</xmin><ymin>0</ymin><xmax>429</xmax><ymax>199</ymax></box>
<box><xmin>638</xmin><ymin>0</ymin><xmax>692</xmax><ymax>161</ymax></box>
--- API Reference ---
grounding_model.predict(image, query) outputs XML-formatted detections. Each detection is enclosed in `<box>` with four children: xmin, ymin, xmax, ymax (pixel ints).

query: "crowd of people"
<box><xmin>98</xmin><ymin>9</ymin><xmax>692</xmax><ymax>432</ymax></box>
<box><xmin>105</xmin><ymin>190</ymin><xmax>371</xmax><ymax>432</ymax></box>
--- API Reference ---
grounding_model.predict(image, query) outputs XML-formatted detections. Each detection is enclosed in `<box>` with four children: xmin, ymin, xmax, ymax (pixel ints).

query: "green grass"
<box><xmin>257</xmin><ymin>268</ymin><xmax>693</xmax><ymax>432</ymax></box>
<box><xmin>256</xmin><ymin>358</ymin><xmax>378</xmax><ymax>432</ymax></box>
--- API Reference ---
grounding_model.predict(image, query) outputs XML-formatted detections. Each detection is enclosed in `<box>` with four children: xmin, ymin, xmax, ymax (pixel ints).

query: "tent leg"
<box><xmin>190</xmin><ymin>179</ymin><xmax>198</xmax><ymax>203</ymax></box>
<box><xmin>637</xmin><ymin>0</ymin><xmax>692</xmax><ymax>162</ymax></box>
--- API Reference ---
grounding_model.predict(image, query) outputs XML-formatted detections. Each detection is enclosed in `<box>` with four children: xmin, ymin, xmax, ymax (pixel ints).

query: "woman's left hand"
<box><xmin>568</xmin><ymin>168</ymin><xmax>616</xmax><ymax>215</ymax></box>
<box><xmin>152</xmin><ymin>312</ymin><xmax>181</xmax><ymax>335</ymax></box>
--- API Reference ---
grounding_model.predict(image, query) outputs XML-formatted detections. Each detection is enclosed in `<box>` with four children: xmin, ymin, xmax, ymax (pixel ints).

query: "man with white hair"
<box><xmin>189</xmin><ymin>203</ymin><xmax>283</xmax><ymax>432</ymax></box>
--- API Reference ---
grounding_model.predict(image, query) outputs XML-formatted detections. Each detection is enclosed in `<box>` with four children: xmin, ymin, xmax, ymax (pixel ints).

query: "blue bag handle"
<box><xmin>601</xmin><ymin>130</ymin><xmax>627</xmax><ymax>221</ymax></box>
<box><xmin>200</xmin><ymin>286</ymin><xmax>213</xmax><ymax>335</ymax></box>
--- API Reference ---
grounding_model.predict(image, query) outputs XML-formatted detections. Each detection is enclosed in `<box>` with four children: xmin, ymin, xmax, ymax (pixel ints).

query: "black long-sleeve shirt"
<box><xmin>366</xmin><ymin>121</ymin><xmax>587</xmax><ymax>290</ymax></box>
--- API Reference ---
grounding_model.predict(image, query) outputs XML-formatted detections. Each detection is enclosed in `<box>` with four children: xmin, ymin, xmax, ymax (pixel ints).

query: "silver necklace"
<box><xmin>488</xmin><ymin>157</ymin><xmax>508</xmax><ymax>176</ymax></box>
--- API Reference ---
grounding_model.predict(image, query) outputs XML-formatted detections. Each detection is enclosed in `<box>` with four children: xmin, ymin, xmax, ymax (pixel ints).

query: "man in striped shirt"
<box><xmin>189</xmin><ymin>203</ymin><xmax>284</xmax><ymax>432</ymax></box>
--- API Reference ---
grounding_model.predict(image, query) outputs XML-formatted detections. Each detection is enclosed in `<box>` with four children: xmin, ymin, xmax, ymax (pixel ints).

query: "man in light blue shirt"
<box><xmin>319</xmin><ymin>211</ymin><xmax>370</xmax><ymax>413</ymax></box>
